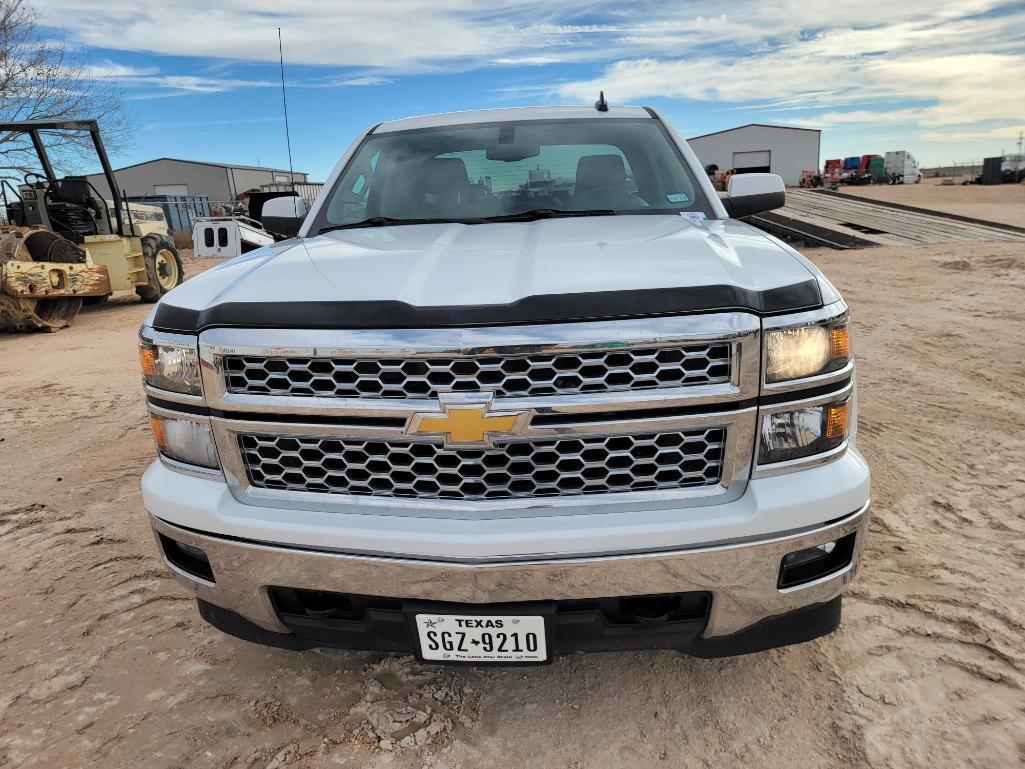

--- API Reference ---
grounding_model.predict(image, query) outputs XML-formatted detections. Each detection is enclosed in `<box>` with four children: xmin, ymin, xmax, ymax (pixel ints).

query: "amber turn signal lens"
<box><xmin>825</xmin><ymin>401</ymin><xmax>850</xmax><ymax>441</ymax></box>
<box><xmin>139</xmin><ymin>346</ymin><xmax>158</xmax><ymax>378</ymax></box>
<box><xmin>149</xmin><ymin>415</ymin><xmax>167</xmax><ymax>449</ymax></box>
<box><xmin>829</xmin><ymin>326</ymin><xmax>850</xmax><ymax>360</ymax></box>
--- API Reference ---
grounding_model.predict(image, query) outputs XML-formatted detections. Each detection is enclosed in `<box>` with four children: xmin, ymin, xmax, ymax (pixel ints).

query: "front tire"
<box><xmin>136</xmin><ymin>235</ymin><xmax>184</xmax><ymax>303</ymax></box>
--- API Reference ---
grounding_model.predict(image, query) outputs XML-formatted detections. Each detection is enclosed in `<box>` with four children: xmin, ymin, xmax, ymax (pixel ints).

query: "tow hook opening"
<box><xmin>778</xmin><ymin>532</ymin><xmax>857</xmax><ymax>589</ymax></box>
<box><xmin>619</xmin><ymin>595</ymin><xmax>682</xmax><ymax>624</ymax></box>
<box><xmin>159</xmin><ymin>534</ymin><xmax>215</xmax><ymax>583</ymax></box>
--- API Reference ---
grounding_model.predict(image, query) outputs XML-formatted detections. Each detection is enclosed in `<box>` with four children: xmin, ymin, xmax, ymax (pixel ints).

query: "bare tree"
<box><xmin>0</xmin><ymin>0</ymin><xmax>132</xmax><ymax>183</ymax></box>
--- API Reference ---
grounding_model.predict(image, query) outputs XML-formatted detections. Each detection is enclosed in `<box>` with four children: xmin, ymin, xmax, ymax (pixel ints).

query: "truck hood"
<box><xmin>153</xmin><ymin>215</ymin><xmax>823</xmax><ymax>332</ymax></box>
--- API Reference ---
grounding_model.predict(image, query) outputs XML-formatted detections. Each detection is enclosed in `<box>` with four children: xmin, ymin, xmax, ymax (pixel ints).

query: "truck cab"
<box><xmin>139</xmin><ymin>105</ymin><xmax>870</xmax><ymax>664</ymax></box>
<box><xmin>884</xmin><ymin>150</ymin><xmax>922</xmax><ymax>184</ymax></box>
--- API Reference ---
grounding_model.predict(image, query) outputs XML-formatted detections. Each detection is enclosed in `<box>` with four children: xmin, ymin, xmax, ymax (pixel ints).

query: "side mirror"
<box><xmin>262</xmin><ymin>195</ymin><xmax>308</xmax><ymax>237</ymax></box>
<box><xmin>723</xmin><ymin>173</ymin><xmax>785</xmax><ymax>218</ymax></box>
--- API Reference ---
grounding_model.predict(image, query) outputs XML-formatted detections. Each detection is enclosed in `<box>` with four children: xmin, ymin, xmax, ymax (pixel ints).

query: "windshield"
<box><xmin>311</xmin><ymin>118</ymin><xmax>714</xmax><ymax>231</ymax></box>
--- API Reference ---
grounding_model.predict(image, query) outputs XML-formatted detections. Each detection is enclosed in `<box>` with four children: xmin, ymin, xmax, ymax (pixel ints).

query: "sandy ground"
<box><xmin>2</xmin><ymin>239</ymin><xmax>1025</xmax><ymax>769</ymax></box>
<box><xmin>840</xmin><ymin>177</ymin><xmax>1025</xmax><ymax>228</ymax></box>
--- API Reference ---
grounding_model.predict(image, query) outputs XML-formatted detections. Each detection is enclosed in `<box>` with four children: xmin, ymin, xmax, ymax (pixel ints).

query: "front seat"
<box><xmin>573</xmin><ymin>154</ymin><xmax>637</xmax><ymax>209</ymax></box>
<box><xmin>408</xmin><ymin>157</ymin><xmax>471</xmax><ymax>217</ymax></box>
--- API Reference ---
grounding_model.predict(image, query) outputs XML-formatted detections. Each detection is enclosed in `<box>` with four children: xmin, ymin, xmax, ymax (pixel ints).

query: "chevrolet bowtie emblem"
<box><xmin>406</xmin><ymin>399</ymin><xmax>529</xmax><ymax>447</ymax></box>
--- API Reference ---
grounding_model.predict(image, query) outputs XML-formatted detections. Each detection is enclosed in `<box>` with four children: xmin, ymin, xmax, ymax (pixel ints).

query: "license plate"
<box><xmin>414</xmin><ymin>613</ymin><xmax>548</xmax><ymax>663</ymax></box>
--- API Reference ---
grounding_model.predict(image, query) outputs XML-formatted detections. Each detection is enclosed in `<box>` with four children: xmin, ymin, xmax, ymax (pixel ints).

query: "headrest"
<box><xmin>575</xmin><ymin>154</ymin><xmax>627</xmax><ymax>194</ymax></box>
<box><xmin>417</xmin><ymin>157</ymin><xmax>469</xmax><ymax>192</ymax></box>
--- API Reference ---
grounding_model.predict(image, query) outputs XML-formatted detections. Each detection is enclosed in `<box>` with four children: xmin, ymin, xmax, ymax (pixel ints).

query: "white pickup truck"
<box><xmin>139</xmin><ymin>105</ymin><xmax>870</xmax><ymax>664</ymax></box>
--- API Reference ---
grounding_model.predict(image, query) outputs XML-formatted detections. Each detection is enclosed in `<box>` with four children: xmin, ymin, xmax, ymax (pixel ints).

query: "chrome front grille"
<box><xmin>200</xmin><ymin>315</ymin><xmax>762</xmax><ymax>516</ymax></box>
<box><xmin>222</xmin><ymin>343</ymin><xmax>731</xmax><ymax>400</ymax></box>
<box><xmin>238</xmin><ymin>428</ymin><xmax>726</xmax><ymax>501</ymax></box>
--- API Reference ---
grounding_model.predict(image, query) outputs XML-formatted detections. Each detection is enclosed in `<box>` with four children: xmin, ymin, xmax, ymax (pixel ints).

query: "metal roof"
<box><xmin>374</xmin><ymin>105</ymin><xmax>651</xmax><ymax>133</ymax></box>
<box><xmin>101</xmin><ymin>157</ymin><xmax>305</xmax><ymax>175</ymax></box>
<box><xmin>687</xmin><ymin>123</ymin><xmax>821</xmax><ymax>141</ymax></box>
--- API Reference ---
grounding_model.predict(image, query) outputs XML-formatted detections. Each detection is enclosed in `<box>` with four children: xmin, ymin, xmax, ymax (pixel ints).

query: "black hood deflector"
<box><xmin>152</xmin><ymin>279</ymin><xmax>822</xmax><ymax>333</ymax></box>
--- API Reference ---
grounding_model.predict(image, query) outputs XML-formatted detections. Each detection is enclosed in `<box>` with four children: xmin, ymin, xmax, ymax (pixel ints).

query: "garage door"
<box><xmin>154</xmin><ymin>184</ymin><xmax>189</xmax><ymax>195</ymax></box>
<box><xmin>733</xmin><ymin>150</ymin><xmax>771</xmax><ymax>173</ymax></box>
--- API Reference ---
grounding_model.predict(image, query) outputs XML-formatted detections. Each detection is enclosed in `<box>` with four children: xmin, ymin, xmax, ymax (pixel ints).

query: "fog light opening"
<box><xmin>159</xmin><ymin>534</ymin><xmax>215</xmax><ymax>583</ymax></box>
<box><xmin>778</xmin><ymin>532</ymin><xmax>857</xmax><ymax>589</ymax></box>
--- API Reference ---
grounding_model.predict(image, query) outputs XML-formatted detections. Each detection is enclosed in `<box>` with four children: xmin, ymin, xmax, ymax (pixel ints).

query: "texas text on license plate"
<box><xmin>414</xmin><ymin>613</ymin><xmax>548</xmax><ymax>663</ymax></box>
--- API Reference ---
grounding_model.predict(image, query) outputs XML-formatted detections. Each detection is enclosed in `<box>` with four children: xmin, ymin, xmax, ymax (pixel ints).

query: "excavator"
<box><xmin>0</xmin><ymin>119</ymin><xmax>183</xmax><ymax>331</ymax></box>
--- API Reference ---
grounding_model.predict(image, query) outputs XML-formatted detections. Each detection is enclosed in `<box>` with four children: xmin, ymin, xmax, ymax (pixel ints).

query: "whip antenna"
<box><xmin>277</xmin><ymin>27</ymin><xmax>296</xmax><ymax>194</ymax></box>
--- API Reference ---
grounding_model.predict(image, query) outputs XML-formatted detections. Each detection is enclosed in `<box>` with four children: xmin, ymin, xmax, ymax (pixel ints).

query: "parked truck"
<box><xmin>140</xmin><ymin>104</ymin><xmax>870</xmax><ymax>664</ymax></box>
<box><xmin>823</xmin><ymin>159</ymin><xmax>844</xmax><ymax>186</ymax></box>
<box><xmin>884</xmin><ymin>151</ymin><xmax>922</xmax><ymax>184</ymax></box>
<box><xmin>866</xmin><ymin>157</ymin><xmax>887</xmax><ymax>184</ymax></box>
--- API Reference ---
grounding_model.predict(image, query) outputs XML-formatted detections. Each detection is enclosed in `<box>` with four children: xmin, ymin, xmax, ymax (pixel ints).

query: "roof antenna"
<box><xmin>595</xmin><ymin>90</ymin><xmax>609</xmax><ymax>112</ymax></box>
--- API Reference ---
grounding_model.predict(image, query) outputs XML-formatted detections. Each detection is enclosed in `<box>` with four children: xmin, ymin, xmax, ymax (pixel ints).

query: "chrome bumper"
<box><xmin>150</xmin><ymin>501</ymin><xmax>869</xmax><ymax>639</ymax></box>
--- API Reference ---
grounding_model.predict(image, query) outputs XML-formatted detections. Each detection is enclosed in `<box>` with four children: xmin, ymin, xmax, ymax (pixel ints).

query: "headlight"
<box><xmin>758</xmin><ymin>398</ymin><xmax>850</xmax><ymax>465</ymax></box>
<box><xmin>139</xmin><ymin>336</ymin><xmax>201</xmax><ymax>395</ymax></box>
<box><xmin>149</xmin><ymin>413</ymin><xmax>220</xmax><ymax>468</ymax></box>
<box><xmin>765</xmin><ymin>317</ymin><xmax>850</xmax><ymax>384</ymax></box>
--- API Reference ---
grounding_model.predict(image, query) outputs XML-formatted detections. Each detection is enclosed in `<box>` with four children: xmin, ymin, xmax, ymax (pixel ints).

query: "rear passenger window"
<box><xmin>203</xmin><ymin>227</ymin><xmax>214</xmax><ymax>248</ymax></box>
<box><xmin>218</xmin><ymin>227</ymin><xmax>228</xmax><ymax>247</ymax></box>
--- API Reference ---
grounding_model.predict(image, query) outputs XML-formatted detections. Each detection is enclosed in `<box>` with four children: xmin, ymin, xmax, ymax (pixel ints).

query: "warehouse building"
<box><xmin>85</xmin><ymin>158</ymin><xmax>309</xmax><ymax>203</ymax></box>
<box><xmin>687</xmin><ymin>124</ymin><xmax>821</xmax><ymax>187</ymax></box>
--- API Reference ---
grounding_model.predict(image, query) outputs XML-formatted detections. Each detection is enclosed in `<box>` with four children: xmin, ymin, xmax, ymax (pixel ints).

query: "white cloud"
<box><xmin>554</xmin><ymin>3</ymin><xmax>1025</xmax><ymax>144</ymax></box>
<box><xmin>301</xmin><ymin>75</ymin><xmax>395</xmax><ymax>88</ymax></box>
<box><xmin>492</xmin><ymin>56</ymin><xmax>564</xmax><ymax>66</ymax></box>
<box><xmin>34</xmin><ymin>0</ymin><xmax>1011</xmax><ymax>72</ymax></box>
<box><xmin>29</xmin><ymin>0</ymin><xmax>1025</xmax><ymax>156</ymax></box>
<box><xmin>140</xmin><ymin>116</ymin><xmax>283</xmax><ymax>130</ymax></box>
<box><xmin>33</xmin><ymin>0</ymin><xmax>555</xmax><ymax>70</ymax></box>
<box><xmin>784</xmin><ymin>110</ymin><xmax>930</xmax><ymax>127</ymax></box>
<box><xmin>143</xmin><ymin>75</ymin><xmax>278</xmax><ymax>93</ymax></box>
<box><xmin>87</xmin><ymin>64</ymin><xmax>391</xmax><ymax>98</ymax></box>
<box><xmin>82</xmin><ymin>61</ymin><xmax>158</xmax><ymax>79</ymax></box>
<box><xmin>329</xmin><ymin>75</ymin><xmax>394</xmax><ymax>87</ymax></box>
<box><xmin>921</xmin><ymin>124</ymin><xmax>1025</xmax><ymax>142</ymax></box>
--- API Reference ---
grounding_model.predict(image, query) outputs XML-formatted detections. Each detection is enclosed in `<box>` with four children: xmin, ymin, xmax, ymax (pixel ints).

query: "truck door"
<box><xmin>194</xmin><ymin>224</ymin><xmax>216</xmax><ymax>257</ymax></box>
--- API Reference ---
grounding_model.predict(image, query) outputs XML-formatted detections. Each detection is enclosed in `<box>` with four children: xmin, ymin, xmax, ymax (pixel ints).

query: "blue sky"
<box><xmin>35</xmin><ymin>0</ymin><xmax>1025</xmax><ymax>179</ymax></box>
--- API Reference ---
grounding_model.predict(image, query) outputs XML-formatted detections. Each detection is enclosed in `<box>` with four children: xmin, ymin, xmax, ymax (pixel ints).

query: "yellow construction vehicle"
<box><xmin>0</xmin><ymin>119</ymin><xmax>183</xmax><ymax>332</ymax></box>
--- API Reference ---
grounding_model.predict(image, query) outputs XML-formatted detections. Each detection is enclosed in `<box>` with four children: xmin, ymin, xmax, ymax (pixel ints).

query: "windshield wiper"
<box><xmin>479</xmin><ymin>208</ymin><xmax>616</xmax><ymax>223</ymax></box>
<box><xmin>318</xmin><ymin>209</ymin><xmax>615</xmax><ymax>234</ymax></box>
<box><xmin>318</xmin><ymin>216</ymin><xmax>484</xmax><ymax>234</ymax></box>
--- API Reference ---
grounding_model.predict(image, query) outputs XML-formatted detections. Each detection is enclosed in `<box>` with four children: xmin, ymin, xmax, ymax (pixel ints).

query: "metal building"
<box><xmin>85</xmin><ymin>158</ymin><xmax>308</xmax><ymax>203</ymax></box>
<box><xmin>687</xmin><ymin>124</ymin><xmax>821</xmax><ymax>187</ymax></box>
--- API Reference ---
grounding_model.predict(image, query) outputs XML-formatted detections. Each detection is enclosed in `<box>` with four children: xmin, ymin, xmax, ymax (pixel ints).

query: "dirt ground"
<box><xmin>841</xmin><ymin>177</ymin><xmax>1025</xmax><ymax>228</ymax></box>
<box><xmin>2</xmin><ymin>237</ymin><xmax>1024</xmax><ymax>769</ymax></box>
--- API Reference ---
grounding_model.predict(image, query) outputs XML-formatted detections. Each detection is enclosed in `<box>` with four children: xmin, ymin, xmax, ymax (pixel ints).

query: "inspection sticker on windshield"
<box><xmin>415</xmin><ymin>613</ymin><xmax>548</xmax><ymax>663</ymax></box>
<box><xmin>679</xmin><ymin>212</ymin><xmax>706</xmax><ymax>224</ymax></box>
<box><xmin>665</xmin><ymin>192</ymin><xmax>691</xmax><ymax>203</ymax></box>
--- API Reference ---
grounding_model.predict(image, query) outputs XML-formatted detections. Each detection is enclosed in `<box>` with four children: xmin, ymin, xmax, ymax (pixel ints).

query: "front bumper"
<box><xmin>150</xmin><ymin>500</ymin><xmax>869</xmax><ymax>652</ymax></box>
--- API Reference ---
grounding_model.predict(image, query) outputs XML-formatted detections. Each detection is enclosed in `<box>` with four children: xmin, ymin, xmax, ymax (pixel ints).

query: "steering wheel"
<box><xmin>23</xmin><ymin>172</ymin><xmax>47</xmax><ymax>187</ymax></box>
